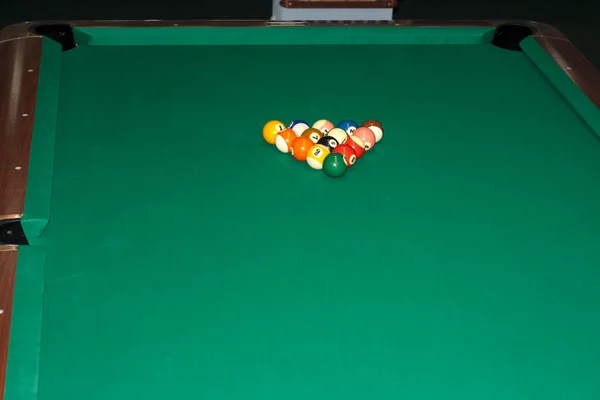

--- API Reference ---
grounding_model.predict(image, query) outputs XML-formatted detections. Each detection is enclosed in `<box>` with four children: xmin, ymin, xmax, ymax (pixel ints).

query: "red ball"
<box><xmin>353</xmin><ymin>127</ymin><xmax>376</xmax><ymax>151</ymax></box>
<box><xmin>346</xmin><ymin>136</ymin><xmax>365</xmax><ymax>159</ymax></box>
<box><xmin>332</xmin><ymin>144</ymin><xmax>357</xmax><ymax>168</ymax></box>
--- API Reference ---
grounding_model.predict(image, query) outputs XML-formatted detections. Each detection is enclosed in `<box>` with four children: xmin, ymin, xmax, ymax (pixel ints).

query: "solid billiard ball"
<box><xmin>263</xmin><ymin>120</ymin><xmax>286</xmax><ymax>145</ymax></box>
<box><xmin>346</xmin><ymin>135</ymin><xmax>365</xmax><ymax>159</ymax></box>
<box><xmin>362</xmin><ymin>120</ymin><xmax>384</xmax><ymax>142</ymax></box>
<box><xmin>312</xmin><ymin>119</ymin><xmax>334</xmax><ymax>135</ymax></box>
<box><xmin>326</xmin><ymin>128</ymin><xmax>348</xmax><ymax>145</ymax></box>
<box><xmin>289</xmin><ymin>120</ymin><xmax>310</xmax><ymax>136</ymax></box>
<box><xmin>306</xmin><ymin>144</ymin><xmax>330</xmax><ymax>170</ymax></box>
<box><xmin>323</xmin><ymin>153</ymin><xmax>348</xmax><ymax>178</ymax></box>
<box><xmin>290</xmin><ymin>136</ymin><xmax>313</xmax><ymax>161</ymax></box>
<box><xmin>353</xmin><ymin>127</ymin><xmax>376</xmax><ymax>151</ymax></box>
<box><xmin>301</xmin><ymin>128</ymin><xmax>323</xmax><ymax>144</ymax></box>
<box><xmin>275</xmin><ymin>128</ymin><xmax>298</xmax><ymax>153</ymax></box>
<box><xmin>337</xmin><ymin>119</ymin><xmax>358</xmax><ymax>135</ymax></box>
<box><xmin>317</xmin><ymin>136</ymin><xmax>339</xmax><ymax>152</ymax></box>
<box><xmin>332</xmin><ymin>144</ymin><xmax>357</xmax><ymax>168</ymax></box>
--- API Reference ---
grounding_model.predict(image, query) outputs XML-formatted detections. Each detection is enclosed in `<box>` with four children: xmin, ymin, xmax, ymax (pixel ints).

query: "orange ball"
<box><xmin>290</xmin><ymin>136</ymin><xmax>313</xmax><ymax>161</ymax></box>
<box><xmin>274</xmin><ymin>128</ymin><xmax>297</xmax><ymax>153</ymax></box>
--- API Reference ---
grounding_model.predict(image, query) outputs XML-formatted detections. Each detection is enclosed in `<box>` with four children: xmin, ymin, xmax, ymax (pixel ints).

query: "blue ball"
<box><xmin>337</xmin><ymin>119</ymin><xmax>358</xmax><ymax>135</ymax></box>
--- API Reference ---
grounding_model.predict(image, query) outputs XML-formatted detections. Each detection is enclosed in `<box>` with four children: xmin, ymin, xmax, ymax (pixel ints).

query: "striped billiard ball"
<box><xmin>306</xmin><ymin>144</ymin><xmax>330</xmax><ymax>170</ymax></box>
<box><xmin>326</xmin><ymin>128</ymin><xmax>348</xmax><ymax>145</ymax></box>
<box><xmin>332</xmin><ymin>144</ymin><xmax>357</xmax><ymax>168</ymax></box>
<box><xmin>289</xmin><ymin>120</ymin><xmax>310</xmax><ymax>136</ymax></box>
<box><xmin>275</xmin><ymin>128</ymin><xmax>298</xmax><ymax>153</ymax></box>
<box><xmin>346</xmin><ymin>135</ymin><xmax>365</xmax><ymax>159</ymax></box>
<box><xmin>353</xmin><ymin>127</ymin><xmax>376</xmax><ymax>151</ymax></box>
<box><xmin>312</xmin><ymin>119</ymin><xmax>334</xmax><ymax>135</ymax></box>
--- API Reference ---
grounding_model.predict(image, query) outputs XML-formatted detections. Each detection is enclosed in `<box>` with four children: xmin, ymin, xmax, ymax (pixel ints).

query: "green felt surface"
<box><xmin>7</xmin><ymin>27</ymin><xmax>600</xmax><ymax>400</ymax></box>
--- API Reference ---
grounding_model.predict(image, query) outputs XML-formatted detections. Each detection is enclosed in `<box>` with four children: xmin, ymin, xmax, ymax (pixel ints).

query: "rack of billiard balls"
<box><xmin>262</xmin><ymin>119</ymin><xmax>383</xmax><ymax>178</ymax></box>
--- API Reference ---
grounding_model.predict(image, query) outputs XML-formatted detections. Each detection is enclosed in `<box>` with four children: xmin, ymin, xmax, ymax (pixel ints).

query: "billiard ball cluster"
<box><xmin>262</xmin><ymin>119</ymin><xmax>384</xmax><ymax>178</ymax></box>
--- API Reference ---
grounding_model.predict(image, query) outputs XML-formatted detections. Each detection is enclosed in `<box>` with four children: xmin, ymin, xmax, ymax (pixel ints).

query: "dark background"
<box><xmin>1</xmin><ymin>0</ymin><xmax>599</xmax><ymax>68</ymax></box>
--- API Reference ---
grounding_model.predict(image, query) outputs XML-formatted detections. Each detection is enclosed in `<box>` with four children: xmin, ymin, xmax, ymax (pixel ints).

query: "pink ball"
<box><xmin>353</xmin><ymin>127</ymin><xmax>376</xmax><ymax>151</ymax></box>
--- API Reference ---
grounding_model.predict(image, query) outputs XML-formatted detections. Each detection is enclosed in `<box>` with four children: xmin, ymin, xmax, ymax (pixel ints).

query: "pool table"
<box><xmin>1</xmin><ymin>19</ymin><xmax>600</xmax><ymax>400</ymax></box>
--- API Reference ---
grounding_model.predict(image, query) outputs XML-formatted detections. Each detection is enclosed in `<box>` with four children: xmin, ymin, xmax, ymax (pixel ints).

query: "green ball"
<box><xmin>322</xmin><ymin>153</ymin><xmax>348</xmax><ymax>178</ymax></box>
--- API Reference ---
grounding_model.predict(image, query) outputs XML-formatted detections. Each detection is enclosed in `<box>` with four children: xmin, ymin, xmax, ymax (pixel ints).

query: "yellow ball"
<box><xmin>306</xmin><ymin>144</ymin><xmax>330</xmax><ymax>170</ymax></box>
<box><xmin>263</xmin><ymin>120</ymin><xmax>285</xmax><ymax>145</ymax></box>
